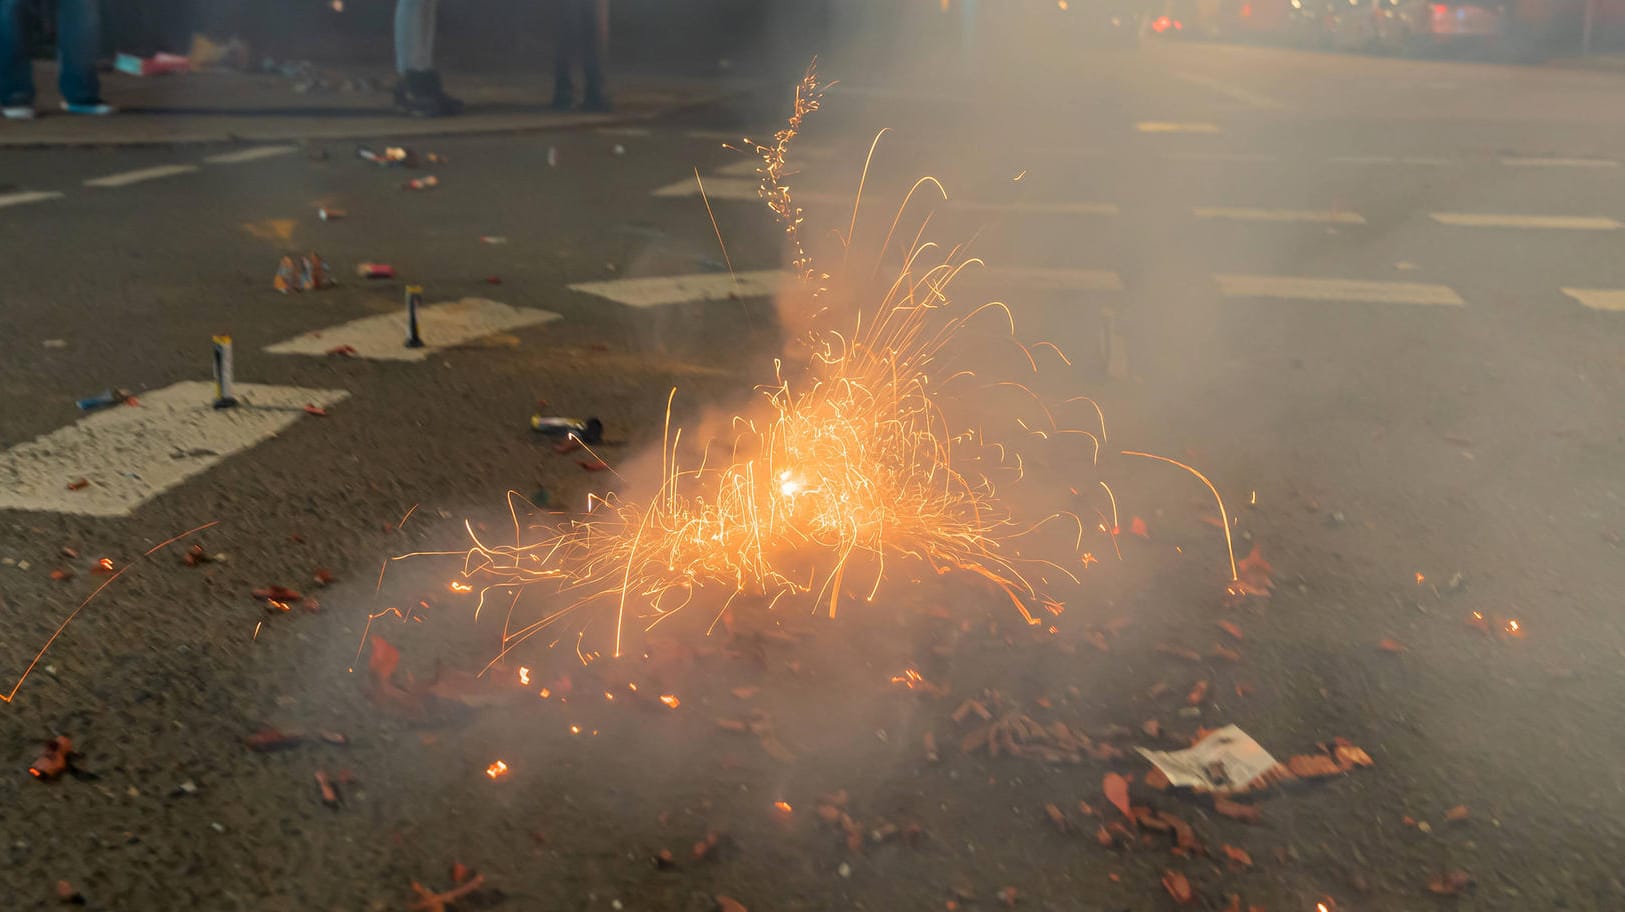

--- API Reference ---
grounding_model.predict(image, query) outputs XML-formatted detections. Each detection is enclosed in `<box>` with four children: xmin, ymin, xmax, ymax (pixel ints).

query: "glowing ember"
<box><xmin>659</xmin><ymin>694</ymin><xmax>681</xmax><ymax>709</ymax></box>
<box><xmin>604</xmin><ymin>691</ymin><xmax>615</xmax><ymax>702</ymax></box>
<box><xmin>1505</xmin><ymin>618</ymin><xmax>1524</xmax><ymax>636</ymax></box>
<box><xmin>569</xmin><ymin>724</ymin><xmax>581</xmax><ymax>735</ymax></box>
<box><xmin>450</xmin><ymin>581</ymin><xmax>473</xmax><ymax>593</ymax></box>
<box><xmin>890</xmin><ymin>667</ymin><xmax>926</xmax><ymax>688</ymax></box>
<box><xmin>518</xmin><ymin>666</ymin><xmax>531</xmax><ymax>686</ymax></box>
<box><xmin>485</xmin><ymin>760</ymin><xmax>509</xmax><ymax>779</ymax></box>
<box><xmin>96</xmin><ymin>558</ymin><xmax>114</xmax><ymax>571</ymax></box>
<box><xmin>538</xmin><ymin>687</ymin><xmax>551</xmax><ymax>699</ymax></box>
<box><xmin>1415</xmin><ymin>572</ymin><xmax>1426</xmax><ymax>584</ymax></box>
<box><xmin>774</xmin><ymin>800</ymin><xmax>793</xmax><ymax>814</ymax></box>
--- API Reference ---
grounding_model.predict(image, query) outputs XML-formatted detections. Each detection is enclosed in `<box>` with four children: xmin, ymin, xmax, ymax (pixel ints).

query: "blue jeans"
<box><xmin>0</xmin><ymin>0</ymin><xmax>102</xmax><ymax>106</ymax></box>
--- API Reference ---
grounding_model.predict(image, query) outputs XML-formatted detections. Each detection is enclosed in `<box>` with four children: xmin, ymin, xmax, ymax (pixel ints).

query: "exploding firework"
<box><xmin>395</xmin><ymin>64</ymin><xmax>1232</xmax><ymax>669</ymax></box>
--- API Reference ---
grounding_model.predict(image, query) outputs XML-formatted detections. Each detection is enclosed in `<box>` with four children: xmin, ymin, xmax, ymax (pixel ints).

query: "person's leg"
<box><xmin>551</xmin><ymin>0</ymin><xmax>577</xmax><ymax>109</ymax></box>
<box><xmin>56</xmin><ymin>0</ymin><xmax>103</xmax><ymax>105</ymax></box>
<box><xmin>580</xmin><ymin>0</ymin><xmax>609</xmax><ymax>111</ymax></box>
<box><xmin>394</xmin><ymin>0</ymin><xmax>435</xmax><ymax>74</ymax></box>
<box><xmin>394</xmin><ymin>0</ymin><xmax>460</xmax><ymax>116</ymax></box>
<box><xmin>0</xmin><ymin>0</ymin><xmax>37</xmax><ymax>109</ymax></box>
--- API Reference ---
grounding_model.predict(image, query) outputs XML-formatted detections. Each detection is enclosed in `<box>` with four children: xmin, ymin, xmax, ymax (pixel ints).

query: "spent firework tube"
<box><xmin>75</xmin><ymin>388</ymin><xmax>132</xmax><ymax>411</ymax></box>
<box><xmin>530</xmin><ymin>416</ymin><xmax>603</xmax><ymax>445</ymax></box>
<box><xmin>404</xmin><ymin>285</ymin><xmax>425</xmax><ymax>348</ymax></box>
<box><xmin>211</xmin><ymin>335</ymin><xmax>239</xmax><ymax>409</ymax></box>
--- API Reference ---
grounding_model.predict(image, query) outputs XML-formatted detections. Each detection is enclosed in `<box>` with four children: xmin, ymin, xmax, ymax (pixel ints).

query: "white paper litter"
<box><xmin>1136</xmin><ymin>724</ymin><xmax>1279</xmax><ymax>793</ymax></box>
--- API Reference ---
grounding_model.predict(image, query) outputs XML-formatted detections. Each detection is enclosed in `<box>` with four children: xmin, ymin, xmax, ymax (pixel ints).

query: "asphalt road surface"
<box><xmin>2</xmin><ymin>43</ymin><xmax>1623</xmax><ymax>911</ymax></box>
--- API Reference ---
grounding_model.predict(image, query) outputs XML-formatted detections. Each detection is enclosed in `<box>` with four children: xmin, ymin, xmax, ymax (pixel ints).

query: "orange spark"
<box><xmin>539</xmin><ymin>687</ymin><xmax>551</xmax><ymax>699</ymax></box>
<box><xmin>1416</xmin><ymin>572</ymin><xmax>1426</xmax><ymax>584</ymax></box>
<box><xmin>450</xmin><ymin>581</ymin><xmax>473</xmax><ymax>593</ymax></box>
<box><xmin>518</xmin><ymin>666</ymin><xmax>531</xmax><ymax>686</ymax></box>
<box><xmin>1505</xmin><ymin>618</ymin><xmax>1523</xmax><ymax>637</ymax></box>
<box><xmin>774</xmin><ymin>800</ymin><xmax>793</xmax><ymax>814</ymax></box>
<box><xmin>96</xmin><ymin>557</ymin><xmax>114</xmax><ymax>571</ymax></box>
<box><xmin>659</xmin><ymin>694</ymin><xmax>681</xmax><ymax>709</ymax></box>
<box><xmin>485</xmin><ymin>760</ymin><xmax>509</xmax><ymax>779</ymax></box>
<box><xmin>569</xmin><ymin>724</ymin><xmax>581</xmax><ymax>735</ymax></box>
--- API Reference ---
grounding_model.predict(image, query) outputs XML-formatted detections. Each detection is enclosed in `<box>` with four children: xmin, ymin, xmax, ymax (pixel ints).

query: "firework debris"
<box><xmin>314</xmin><ymin>769</ymin><xmax>340</xmax><ymax>807</ymax></box>
<box><xmin>407</xmin><ymin>867</ymin><xmax>486</xmax><ymax>912</ymax></box>
<box><xmin>692</xmin><ymin>830</ymin><xmax>725</xmax><ymax>862</ymax></box>
<box><xmin>243</xmin><ymin>727</ymin><xmax>348</xmax><ymax>752</ymax></box>
<box><xmin>313</xmin><ymin>568</ymin><xmax>337</xmax><ymax>586</ymax></box>
<box><xmin>273</xmin><ymin>252</ymin><xmax>334</xmax><ymax>293</ymax></box>
<box><xmin>1445</xmin><ymin>804</ymin><xmax>1470</xmax><ymax>822</ymax></box>
<box><xmin>1379</xmin><ymin>637</ymin><xmax>1407</xmax><ymax>653</ymax></box>
<box><xmin>1103</xmin><ymin>773</ymin><xmax>1132</xmax><ymax>819</ymax></box>
<box><xmin>715</xmin><ymin>897</ymin><xmax>747</xmax><ymax>912</ymax></box>
<box><xmin>1427</xmin><ymin>870</ymin><xmax>1475</xmax><ymax>896</ymax></box>
<box><xmin>1217</xmin><ymin>620</ymin><xmax>1245</xmax><ymax>640</ymax></box>
<box><xmin>28</xmin><ymin>736</ymin><xmax>74</xmax><ymax>781</ymax></box>
<box><xmin>1162</xmin><ymin>869</ymin><xmax>1195</xmax><ymax>904</ymax></box>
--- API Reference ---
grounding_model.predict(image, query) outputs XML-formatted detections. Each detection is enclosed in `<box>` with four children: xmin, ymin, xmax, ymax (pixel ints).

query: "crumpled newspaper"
<box><xmin>274</xmin><ymin>252</ymin><xmax>335</xmax><ymax>294</ymax></box>
<box><xmin>1136</xmin><ymin>724</ymin><xmax>1280</xmax><ymax>793</ymax></box>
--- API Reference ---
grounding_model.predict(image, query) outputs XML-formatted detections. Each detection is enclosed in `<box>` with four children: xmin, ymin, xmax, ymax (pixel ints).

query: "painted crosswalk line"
<box><xmin>964</xmin><ymin>267</ymin><xmax>1124</xmax><ymax>293</ymax></box>
<box><xmin>570</xmin><ymin>270</ymin><xmax>786</xmax><ymax>307</ymax></box>
<box><xmin>84</xmin><ymin>164</ymin><xmax>199</xmax><ymax>188</ymax></box>
<box><xmin>0</xmin><ymin>381</ymin><xmax>348</xmax><ymax>517</ymax></box>
<box><xmin>1216</xmin><ymin>275</ymin><xmax>1464</xmax><ymax>307</ymax></box>
<box><xmin>0</xmin><ymin>190</ymin><xmax>63</xmax><ymax>209</ymax></box>
<box><xmin>1499</xmin><ymin>157</ymin><xmax>1618</xmax><ymax>168</ymax></box>
<box><xmin>1429</xmin><ymin>212</ymin><xmax>1621</xmax><ymax>230</ymax></box>
<box><xmin>264</xmin><ymin>298</ymin><xmax>560</xmax><ymax>361</ymax></box>
<box><xmin>1328</xmin><ymin>155</ymin><xmax>1451</xmax><ymax>166</ymax></box>
<box><xmin>204</xmin><ymin>145</ymin><xmax>299</xmax><ymax>165</ymax></box>
<box><xmin>1195</xmin><ymin>207</ymin><xmax>1364</xmax><ymax>224</ymax></box>
<box><xmin>1560</xmin><ymin>288</ymin><xmax>1625</xmax><ymax>312</ymax></box>
<box><xmin>1135</xmin><ymin>122</ymin><xmax>1222</xmax><ymax>134</ymax></box>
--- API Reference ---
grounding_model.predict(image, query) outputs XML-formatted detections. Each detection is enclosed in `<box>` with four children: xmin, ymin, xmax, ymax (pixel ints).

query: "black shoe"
<box><xmin>395</xmin><ymin>70</ymin><xmax>463</xmax><ymax>117</ymax></box>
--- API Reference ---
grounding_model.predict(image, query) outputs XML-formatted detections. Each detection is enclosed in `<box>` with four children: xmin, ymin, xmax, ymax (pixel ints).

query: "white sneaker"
<box><xmin>60</xmin><ymin>100</ymin><xmax>116</xmax><ymax>116</ymax></box>
<box><xmin>2</xmin><ymin>105</ymin><xmax>36</xmax><ymax>120</ymax></box>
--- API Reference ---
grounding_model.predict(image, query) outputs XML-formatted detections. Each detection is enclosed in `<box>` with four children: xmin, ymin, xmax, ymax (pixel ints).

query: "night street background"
<box><xmin>1</xmin><ymin>2</ymin><xmax>1624</xmax><ymax>910</ymax></box>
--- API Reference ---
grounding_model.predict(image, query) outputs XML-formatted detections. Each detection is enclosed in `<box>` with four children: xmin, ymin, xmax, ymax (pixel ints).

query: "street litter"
<box><xmin>274</xmin><ymin>253</ymin><xmax>335</xmax><ymax>293</ymax></box>
<box><xmin>243</xmin><ymin>727</ymin><xmax>347</xmax><ymax>751</ymax></box>
<box><xmin>357</xmin><ymin>145</ymin><xmax>412</xmax><ymax>167</ymax></box>
<box><xmin>530</xmin><ymin>415</ymin><xmax>604</xmax><ymax>445</ymax></box>
<box><xmin>403</xmin><ymin>175</ymin><xmax>439</xmax><ymax>191</ymax></box>
<box><xmin>75</xmin><ymin>388</ymin><xmax>134</xmax><ymax>411</ymax></box>
<box><xmin>314</xmin><ymin>769</ymin><xmax>340</xmax><ymax>807</ymax></box>
<box><xmin>115</xmin><ymin>51</ymin><xmax>190</xmax><ymax>77</ymax></box>
<box><xmin>356</xmin><ymin>262</ymin><xmax>396</xmax><ymax>279</ymax></box>
<box><xmin>479</xmin><ymin>236</ymin><xmax>508</xmax><ymax>245</ymax></box>
<box><xmin>28</xmin><ymin>736</ymin><xmax>74</xmax><ymax>781</ymax></box>
<box><xmin>409</xmin><ymin>869</ymin><xmax>486</xmax><ymax>911</ymax></box>
<box><xmin>303</xmin><ymin>404</ymin><xmax>328</xmax><ymax>417</ymax></box>
<box><xmin>326</xmin><ymin>344</ymin><xmax>358</xmax><ymax>357</ymax></box>
<box><xmin>1136</xmin><ymin>725</ymin><xmax>1279</xmax><ymax>793</ymax></box>
<box><xmin>317</xmin><ymin>207</ymin><xmax>347</xmax><ymax>221</ymax></box>
<box><xmin>66</xmin><ymin>479</ymin><xmax>90</xmax><ymax>491</ymax></box>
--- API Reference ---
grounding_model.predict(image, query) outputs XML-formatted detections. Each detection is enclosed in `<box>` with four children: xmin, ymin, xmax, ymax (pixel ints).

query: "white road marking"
<box><xmin>1165</xmin><ymin>70</ymin><xmax>1283</xmax><ymax>109</ymax></box>
<box><xmin>714</xmin><ymin>159</ymin><xmax>762</xmax><ymax>177</ymax></box>
<box><xmin>0</xmin><ymin>381</ymin><xmax>348</xmax><ymax>517</ymax></box>
<box><xmin>1165</xmin><ymin>151</ymin><xmax>1279</xmax><ymax>163</ymax></box>
<box><xmin>0</xmin><ymin>190</ymin><xmax>63</xmax><ymax>209</ymax></box>
<box><xmin>1500</xmin><ymin>157</ymin><xmax>1618</xmax><ymax>168</ymax></box>
<box><xmin>953</xmin><ymin>200</ymin><xmax>1119</xmax><ymax>216</ymax></box>
<box><xmin>203</xmin><ymin>145</ymin><xmax>299</xmax><ymax>165</ymax></box>
<box><xmin>1135</xmin><ymin>122</ymin><xmax>1222</xmax><ymax>134</ymax></box>
<box><xmin>264</xmin><ymin>298</ymin><xmax>560</xmax><ymax>361</ymax></box>
<box><xmin>1215</xmin><ymin>274</ymin><xmax>1464</xmax><ymax>306</ymax></box>
<box><xmin>1560</xmin><ymin>288</ymin><xmax>1625</xmax><ymax>312</ymax></box>
<box><xmin>1328</xmin><ymin>155</ymin><xmax>1452</xmax><ymax>166</ymax></box>
<box><xmin>570</xmin><ymin>270</ymin><xmax>786</xmax><ymax>307</ymax></box>
<box><xmin>652</xmin><ymin>176</ymin><xmax>1115</xmax><ymax>217</ymax></box>
<box><xmin>1430</xmin><ymin>212</ymin><xmax>1621</xmax><ymax>230</ymax></box>
<box><xmin>1195</xmin><ymin>207</ymin><xmax>1365</xmax><ymax>224</ymax></box>
<box><xmin>83</xmin><ymin>164</ymin><xmax>199</xmax><ymax>188</ymax></box>
<box><xmin>972</xmin><ymin>266</ymin><xmax>1124</xmax><ymax>292</ymax></box>
<box><xmin>653</xmin><ymin>175</ymin><xmax>756</xmax><ymax>198</ymax></box>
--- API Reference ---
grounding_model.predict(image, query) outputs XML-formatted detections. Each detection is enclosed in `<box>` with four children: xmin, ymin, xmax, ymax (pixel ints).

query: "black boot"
<box><xmin>395</xmin><ymin>70</ymin><xmax>463</xmax><ymax>117</ymax></box>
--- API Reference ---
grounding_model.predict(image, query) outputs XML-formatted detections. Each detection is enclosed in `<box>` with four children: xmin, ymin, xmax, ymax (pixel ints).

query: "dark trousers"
<box><xmin>0</xmin><ymin>0</ymin><xmax>100</xmax><ymax>106</ymax></box>
<box><xmin>552</xmin><ymin>0</ymin><xmax>604</xmax><ymax>105</ymax></box>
